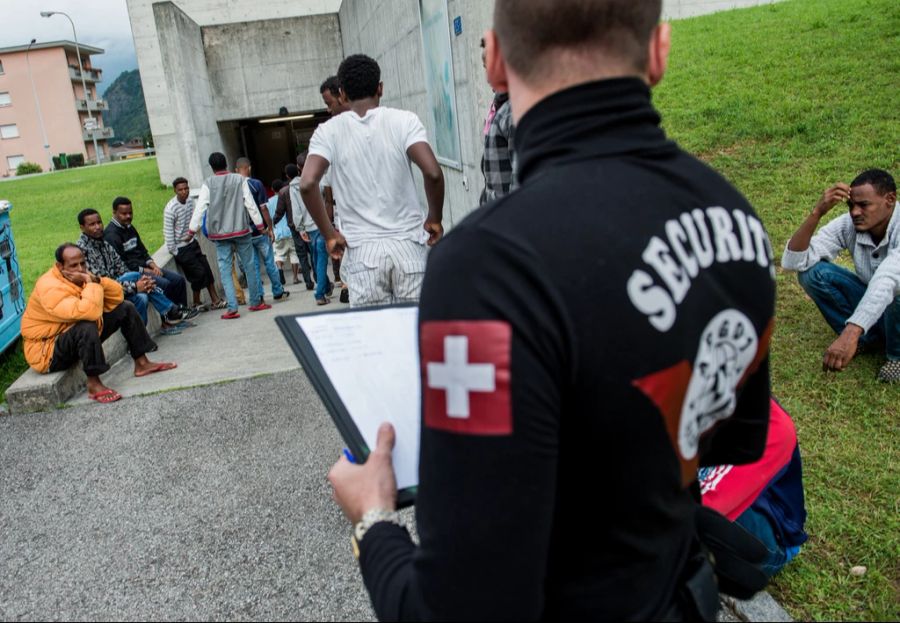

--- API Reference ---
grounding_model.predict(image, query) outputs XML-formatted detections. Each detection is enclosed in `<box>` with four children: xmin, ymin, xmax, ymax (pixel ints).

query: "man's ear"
<box><xmin>886</xmin><ymin>191</ymin><xmax>897</xmax><ymax>209</ymax></box>
<box><xmin>377</xmin><ymin>82</ymin><xmax>384</xmax><ymax>98</ymax></box>
<box><xmin>484</xmin><ymin>30</ymin><xmax>509</xmax><ymax>94</ymax></box>
<box><xmin>647</xmin><ymin>22</ymin><xmax>672</xmax><ymax>87</ymax></box>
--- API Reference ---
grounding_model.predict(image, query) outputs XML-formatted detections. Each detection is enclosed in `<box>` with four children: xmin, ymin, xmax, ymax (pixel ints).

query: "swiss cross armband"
<box><xmin>420</xmin><ymin>320</ymin><xmax>513</xmax><ymax>436</ymax></box>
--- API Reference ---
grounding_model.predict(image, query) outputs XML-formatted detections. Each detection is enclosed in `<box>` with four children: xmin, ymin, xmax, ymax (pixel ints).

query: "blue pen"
<box><xmin>343</xmin><ymin>448</ymin><xmax>357</xmax><ymax>464</ymax></box>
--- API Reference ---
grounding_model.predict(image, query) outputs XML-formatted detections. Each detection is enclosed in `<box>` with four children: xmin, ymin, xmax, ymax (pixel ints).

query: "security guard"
<box><xmin>327</xmin><ymin>0</ymin><xmax>776</xmax><ymax>619</ymax></box>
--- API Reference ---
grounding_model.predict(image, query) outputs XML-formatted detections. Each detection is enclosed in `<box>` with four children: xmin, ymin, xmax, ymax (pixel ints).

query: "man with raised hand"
<box><xmin>783</xmin><ymin>169</ymin><xmax>899</xmax><ymax>382</ymax></box>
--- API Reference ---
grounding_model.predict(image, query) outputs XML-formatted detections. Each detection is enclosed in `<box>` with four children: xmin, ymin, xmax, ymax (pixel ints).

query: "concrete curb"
<box><xmin>722</xmin><ymin>593</ymin><xmax>793</xmax><ymax>622</ymax></box>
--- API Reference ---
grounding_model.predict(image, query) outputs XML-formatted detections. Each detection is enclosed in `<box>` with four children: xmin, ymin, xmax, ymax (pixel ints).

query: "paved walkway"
<box><xmin>70</xmin><ymin>278</ymin><xmax>332</xmax><ymax>406</ymax></box>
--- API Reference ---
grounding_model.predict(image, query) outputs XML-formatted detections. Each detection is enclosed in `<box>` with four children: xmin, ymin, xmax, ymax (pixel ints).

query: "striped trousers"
<box><xmin>344</xmin><ymin>238</ymin><xmax>429</xmax><ymax>308</ymax></box>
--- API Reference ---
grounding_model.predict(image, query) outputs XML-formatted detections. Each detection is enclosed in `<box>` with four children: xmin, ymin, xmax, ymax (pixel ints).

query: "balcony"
<box><xmin>83</xmin><ymin>126</ymin><xmax>114</xmax><ymax>141</ymax></box>
<box><xmin>75</xmin><ymin>98</ymin><xmax>108</xmax><ymax>112</ymax></box>
<box><xmin>69</xmin><ymin>66</ymin><xmax>102</xmax><ymax>83</ymax></box>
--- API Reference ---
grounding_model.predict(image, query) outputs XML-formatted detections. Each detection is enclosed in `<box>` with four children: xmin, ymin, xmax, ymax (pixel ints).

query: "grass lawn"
<box><xmin>0</xmin><ymin>158</ymin><xmax>171</xmax><ymax>394</ymax></box>
<box><xmin>655</xmin><ymin>0</ymin><xmax>899</xmax><ymax>619</ymax></box>
<box><xmin>0</xmin><ymin>0</ymin><xmax>896</xmax><ymax>619</ymax></box>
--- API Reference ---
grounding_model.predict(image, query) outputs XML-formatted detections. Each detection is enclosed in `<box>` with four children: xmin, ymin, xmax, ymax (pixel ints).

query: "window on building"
<box><xmin>7</xmin><ymin>155</ymin><xmax>25</xmax><ymax>171</ymax></box>
<box><xmin>0</xmin><ymin>92</ymin><xmax>10</xmax><ymax>107</ymax></box>
<box><xmin>0</xmin><ymin>124</ymin><xmax>19</xmax><ymax>139</ymax></box>
<box><xmin>0</xmin><ymin>59</ymin><xmax>4</xmax><ymax>75</ymax></box>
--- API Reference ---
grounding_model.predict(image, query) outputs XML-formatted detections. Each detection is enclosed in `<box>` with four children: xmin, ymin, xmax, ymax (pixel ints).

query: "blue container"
<box><xmin>0</xmin><ymin>201</ymin><xmax>25</xmax><ymax>355</ymax></box>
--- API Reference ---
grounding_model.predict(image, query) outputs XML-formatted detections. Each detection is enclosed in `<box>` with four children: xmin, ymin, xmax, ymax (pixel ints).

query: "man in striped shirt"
<box><xmin>163</xmin><ymin>177</ymin><xmax>224</xmax><ymax>311</ymax></box>
<box><xmin>783</xmin><ymin>169</ymin><xmax>899</xmax><ymax>382</ymax></box>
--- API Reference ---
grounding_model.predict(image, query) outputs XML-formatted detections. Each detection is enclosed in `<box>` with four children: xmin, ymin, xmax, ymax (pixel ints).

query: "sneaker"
<box><xmin>275</xmin><ymin>290</ymin><xmax>291</xmax><ymax>301</ymax></box>
<box><xmin>180</xmin><ymin>306</ymin><xmax>201</xmax><ymax>321</ymax></box>
<box><xmin>878</xmin><ymin>360</ymin><xmax>900</xmax><ymax>383</ymax></box>
<box><xmin>221</xmin><ymin>310</ymin><xmax>241</xmax><ymax>320</ymax></box>
<box><xmin>339</xmin><ymin>289</ymin><xmax>350</xmax><ymax>304</ymax></box>
<box><xmin>249</xmin><ymin>303</ymin><xmax>273</xmax><ymax>312</ymax></box>
<box><xmin>160</xmin><ymin>324</ymin><xmax>183</xmax><ymax>336</ymax></box>
<box><xmin>316</xmin><ymin>297</ymin><xmax>330</xmax><ymax>306</ymax></box>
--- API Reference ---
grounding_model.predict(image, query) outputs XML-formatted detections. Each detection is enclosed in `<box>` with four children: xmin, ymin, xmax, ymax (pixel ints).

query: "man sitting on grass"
<box><xmin>783</xmin><ymin>169</ymin><xmax>899</xmax><ymax>382</ymax></box>
<box><xmin>21</xmin><ymin>244</ymin><xmax>177</xmax><ymax>404</ymax></box>
<box><xmin>77</xmin><ymin>209</ymin><xmax>198</xmax><ymax>336</ymax></box>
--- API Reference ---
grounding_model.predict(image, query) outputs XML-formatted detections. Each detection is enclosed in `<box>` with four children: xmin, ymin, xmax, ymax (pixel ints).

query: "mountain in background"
<box><xmin>102</xmin><ymin>69</ymin><xmax>151</xmax><ymax>144</ymax></box>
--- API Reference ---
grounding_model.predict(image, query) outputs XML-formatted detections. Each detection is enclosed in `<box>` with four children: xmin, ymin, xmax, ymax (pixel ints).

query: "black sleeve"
<box><xmin>103</xmin><ymin>228</ymin><xmax>128</xmax><ymax>267</ymax></box>
<box><xmin>134</xmin><ymin>230</ymin><xmax>152</xmax><ymax>266</ymax></box>
<box><xmin>274</xmin><ymin>191</ymin><xmax>291</xmax><ymax>227</ymax></box>
<box><xmin>358</xmin><ymin>225</ymin><xmax>574</xmax><ymax>621</ymax></box>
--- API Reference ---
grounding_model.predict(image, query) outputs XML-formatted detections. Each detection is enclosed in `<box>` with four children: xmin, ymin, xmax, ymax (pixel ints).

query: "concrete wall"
<box><xmin>153</xmin><ymin>2</ymin><xmax>221</xmax><ymax>187</ymax></box>
<box><xmin>338</xmin><ymin>0</ymin><xmax>494</xmax><ymax>229</ymax></box>
<box><xmin>203</xmin><ymin>14</ymin><xmax>344</xmax><ymax>122</ymax></box>
<box><xmin>126</xmin><ymin>0</ymin><xmax>342</xmax><ymax>185</ymax></box>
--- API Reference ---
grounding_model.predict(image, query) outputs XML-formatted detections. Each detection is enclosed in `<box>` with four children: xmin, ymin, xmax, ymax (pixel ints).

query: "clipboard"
<box><xmin>277</xmin><ymin>304</ymin><xmax>420</xmax><ymax>509</ymax></box>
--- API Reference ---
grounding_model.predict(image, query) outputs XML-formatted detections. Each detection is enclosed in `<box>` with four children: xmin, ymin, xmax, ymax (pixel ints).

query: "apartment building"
<box><xmin>0</xmin><ymin>40</ymin><xmax>114</xmax><ymax>177</ymax></box>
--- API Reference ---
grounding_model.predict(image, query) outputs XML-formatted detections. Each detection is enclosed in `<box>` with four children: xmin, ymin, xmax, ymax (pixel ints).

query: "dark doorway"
<box><xmin>221</xmin><ymin>110</ymin><xmax>331</xmax><ymax>191</ymax></box>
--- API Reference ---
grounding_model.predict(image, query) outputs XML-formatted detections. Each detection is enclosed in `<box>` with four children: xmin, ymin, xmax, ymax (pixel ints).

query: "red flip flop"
<box><xmin>222</xmin><ymin>311</ymin><xmax>241</xmax><ymax>320</ymax></box>
<box><xmin>134</xmin><ymin>363</ymin><xmax>178</xmax><ymax>378</ymax></box>
<box><xmin>89</xmin><ymin>389</ymin><xmax>122</xmax><ymax>404</ymax></box>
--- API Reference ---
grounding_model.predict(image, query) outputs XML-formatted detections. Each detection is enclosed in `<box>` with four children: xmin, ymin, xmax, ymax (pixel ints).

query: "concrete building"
<box><xmin>0</xmin><ymin>41</ymin><xmax>114</xmax><ymax>176</ymax></box>
<box><xmin>129</xmin><ymin>0</ymin><xmax>779</xmax><ymax>226</ymax></box>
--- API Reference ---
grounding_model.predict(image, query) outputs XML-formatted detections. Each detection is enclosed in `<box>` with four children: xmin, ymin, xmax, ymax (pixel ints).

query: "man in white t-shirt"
<box><xmin>301</xmin><ymin>54</ymin><xmax>445</xmax><ymax>307</ymax></box>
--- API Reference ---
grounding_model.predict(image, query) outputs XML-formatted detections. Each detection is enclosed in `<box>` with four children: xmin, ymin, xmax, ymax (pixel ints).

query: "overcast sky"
<box><xmin>0</xmin><ymin>0</ymin><xmax>137</xmax><ymax>93</ymax></box>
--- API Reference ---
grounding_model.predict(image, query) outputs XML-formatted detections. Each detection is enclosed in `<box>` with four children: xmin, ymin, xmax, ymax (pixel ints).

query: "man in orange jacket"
<box><xmin>22</xmin><ymin>244</ymin><xmax>177</xmax><ymax>404</ymax></box>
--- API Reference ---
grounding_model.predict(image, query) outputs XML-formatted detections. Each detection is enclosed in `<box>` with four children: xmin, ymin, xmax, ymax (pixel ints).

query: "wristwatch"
<box><xmin>351</xmin><ymin>508</ymin><xmax>402</xmax><ymax>559</ymax></box>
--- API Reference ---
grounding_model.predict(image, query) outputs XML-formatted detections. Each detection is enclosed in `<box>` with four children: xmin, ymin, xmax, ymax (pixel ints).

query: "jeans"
<box><xmin>292</xmin><ymin>230</ymin><xmax>314</xmax><ymax>287</ymax></box>
<box><xmin>215</xmin><ymin>235</ymin><xmax>260</xmax><ymax>312</ymax></box>
<box><xmin>150</xmin><ymin>268</ymin><xmax>188</xmax><ymax>308</ymax></box>
<box><xmin>798</xmin><ymin>261</ymin><xmax>900</xmax><ymax>361</ymax></box>
<box><xmin>251</xmin><ymin>235</ymin><xmax>285</xmax><ymax>302</ymax></box>
<box><xmin>309</xmin><ymin>230</ymin><xmax>329</xmax><ymax>300</ymax></box>
<box><xmin>735</xmin><ymin>507</ymin><xmax>791</xmax><ymax>577</ymax></box>
<box><xmin>118</xmin><ymin>272</ymin><xmax>175</xmax><ymax>324</ymax></box>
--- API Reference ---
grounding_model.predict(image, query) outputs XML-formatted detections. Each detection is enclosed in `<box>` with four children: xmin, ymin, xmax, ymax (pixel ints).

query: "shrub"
<box><xmin>51</xmin><ymin>153</ymin><xmax>87</xmax><ymax>170</ymax></box>
<box><xmin>15</xmin><ymin>162</ymin><xmax>42</xmax><ymax>176</ymax></box>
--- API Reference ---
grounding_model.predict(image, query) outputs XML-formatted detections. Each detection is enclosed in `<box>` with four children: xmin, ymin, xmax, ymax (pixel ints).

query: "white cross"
<box><xmin>427</xmin><ymin>335</ymin><xmax>496</xmax><ymax>419</ymax></box>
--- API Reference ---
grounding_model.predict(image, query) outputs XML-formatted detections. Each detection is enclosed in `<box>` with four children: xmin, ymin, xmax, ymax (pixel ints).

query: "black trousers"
<box><xmin>291</xmin><ymin>229</ymin><xmax>314</xmax><ymax>287</ymax></box>
<box><xmin>49</xmin><ymin>301</ymin><xmax>157</xmax><ymax>377</ymax></box>
<box><xmin>174</xmin><ymin>240</ymin><xmax>215</xmax><ymax>293</ymax></box>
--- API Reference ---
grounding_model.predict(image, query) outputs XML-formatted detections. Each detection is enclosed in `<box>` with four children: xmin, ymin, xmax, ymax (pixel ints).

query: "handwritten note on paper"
<box><xmin>296</xmin><ymin>307</ymin><xmax>421</xmax><ymax>490</ymax></box>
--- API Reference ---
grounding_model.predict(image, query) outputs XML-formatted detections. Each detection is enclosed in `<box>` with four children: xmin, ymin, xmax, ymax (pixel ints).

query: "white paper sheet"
<box><xmin>296</xmin><ymin>307</ymin><xmax>421</xmax><ymax>490</ymax></box>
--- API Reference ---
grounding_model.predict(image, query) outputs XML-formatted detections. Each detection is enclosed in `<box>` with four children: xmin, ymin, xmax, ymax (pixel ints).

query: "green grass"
<box><xmin>0</xmin><ymin>158</ymin><xmax>170</xmax><ymax>395</ymax></box>
<box><xmin>0</xmin><ymin>1</ymin><xmax>897</xmax><ymax>619</ymax></box>
<box><xmin>655</xmin><ymin>0</ymin><xmax>899</xmax><ymax>619</ymax></box>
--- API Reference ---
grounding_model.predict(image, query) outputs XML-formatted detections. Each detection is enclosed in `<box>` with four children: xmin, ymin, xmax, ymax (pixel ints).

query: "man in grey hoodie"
<box><xmin>187</xmin><ymin>152</ymin><xmax>267</xmax><ymax>319</ymax></box>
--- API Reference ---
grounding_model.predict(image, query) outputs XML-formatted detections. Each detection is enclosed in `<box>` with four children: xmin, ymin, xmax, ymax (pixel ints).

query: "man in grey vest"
<box><xmin>187</xmin><ymin>152</ymin><xmax>267</xmax><ymax>319</ymax></box>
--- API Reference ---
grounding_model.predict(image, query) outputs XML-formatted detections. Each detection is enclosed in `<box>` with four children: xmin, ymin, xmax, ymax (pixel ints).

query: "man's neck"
<box><xmin>349</xmin><ymin>97</ymin><xmax>380</xmax><ymax>118</ymax></box>
<box><xmin>508</xmin><ymin>65</ymin><xmax>645</xmax><ymax>124</ymax></box>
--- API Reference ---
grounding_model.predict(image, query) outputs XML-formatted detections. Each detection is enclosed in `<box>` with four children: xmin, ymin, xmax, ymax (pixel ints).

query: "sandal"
<box><xmin>212</xmin><ymin>300</ymin><xmax>228</xmax><ymax>310</ymax></box>
<box><xmin>222</xmin><ymin>311</ymin><xmax>241</xmax><ymax>320</ymax></box>
<box><xmin>196</xmin><ymin>304</ymin><xmax>211</xmax><ymax>313</ymax></box>
<box><xmin>89</xmin><ymin>389</ymin><xmax>122</xmax><ymax>404</ymax></box>
<box><xmin>160</xmin><ymin>325</ymin><xmax>183</xmax><ymax>336</ymax></box>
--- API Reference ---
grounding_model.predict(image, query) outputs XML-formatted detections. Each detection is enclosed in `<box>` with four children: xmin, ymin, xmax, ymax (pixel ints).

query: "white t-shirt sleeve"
<box><xmin>401</xmin><ymin>111</ymin><xmax>429</xmax><ymax>151</ymax></box>
<box><xmin>308</xmin><ymin>123</ymin><xmax>333</xmax><ymax>164</ymax></box>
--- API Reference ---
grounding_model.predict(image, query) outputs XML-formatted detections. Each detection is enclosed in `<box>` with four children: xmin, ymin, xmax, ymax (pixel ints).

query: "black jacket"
<box><xmin>358</xmin><ymin>78</ymin><xmax>776</xmax><ymax>621</ymax></box>
<box><xmin>104</xmin><ymin>220</ymin><xmax>152</xmax><ymax>272</ymax></box>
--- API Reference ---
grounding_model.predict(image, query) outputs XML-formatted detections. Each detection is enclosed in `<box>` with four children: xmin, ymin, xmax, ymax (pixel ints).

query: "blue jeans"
<box><xmin>149</xmin><ymin>268</ymin><xmax>188</xmax><ymax>308</ymax></box>
<box><xmin>309</xmin><ymin>230</ymin><xmax>329</xmax><ymax>300</ymax></box>
<box><xmin>735</xmin><ymin>507</ymin><xmax>791</xmax><ymax>577</ymax></box>
<box><xmin>798</xmin><ymin>261</ymin><xmax>900</xmax><ymax>360</ymax></box>
<box><xmin>251</xmin><ymin>235</ymin><xmax>285</xmax><ymax>302</ymax></box>
<box><xmin>118</xmin><ymin>272</ymin><xmax>175</xmax><ymax>324</ymax></box>
<box><xmin>215</xmin><ymin>235</ymin><xmax>260</xmax><ymax>312</ymax></box>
